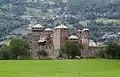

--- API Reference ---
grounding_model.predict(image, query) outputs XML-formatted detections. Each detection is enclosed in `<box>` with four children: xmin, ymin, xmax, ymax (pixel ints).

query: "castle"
<box><xmin>29</xmin><ymin>24</ymin><xmax>98</xmax><ymax>59</ymax></box>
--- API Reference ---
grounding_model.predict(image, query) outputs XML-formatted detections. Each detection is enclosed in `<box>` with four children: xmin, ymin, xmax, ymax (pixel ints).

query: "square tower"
<box><xmin>53</xmin><ymin>24</ymin><xmax>69</xmax><ymax>52</ymax></box>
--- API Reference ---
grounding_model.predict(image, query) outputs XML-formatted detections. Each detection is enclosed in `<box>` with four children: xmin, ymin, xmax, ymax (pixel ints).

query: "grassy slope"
<box><xmin>95</xmin><ymin>18</ymin><xmax>120</xmax><ymax>24</ymax></box>
<box><xmin>0</xmin><ymin>60</ymin><xmax>120</xmax><ymax>77</ymax></box>
<box><xmin>78</xmin><ymin>19</ymin><xmax>120</xmax><ymax>25</ymax></box>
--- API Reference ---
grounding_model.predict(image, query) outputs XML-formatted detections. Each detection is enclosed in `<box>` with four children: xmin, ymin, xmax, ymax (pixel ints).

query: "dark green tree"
<box><xmin>0</xmin><ymin>46</ymin><xmax>11</xmax><ymax>60</ymax></box>
<box><xmin>99</xmin><ymin>42</ymin><xmax>120</xmax><ymax>59</ymax></box>
<box><xmin>9</xmin><ymin>39</ymin><xmax>30</xmax><ymax>59</ymax></box>
<box><xmin>61</xmin><ymin>41</ymin><xmax>81</xmax><ymax>59</ymax></box>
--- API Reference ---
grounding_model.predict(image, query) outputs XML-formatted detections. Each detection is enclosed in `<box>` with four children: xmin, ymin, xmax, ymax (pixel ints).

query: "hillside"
<box><xmin>0</xmin><ymin>0</ymin><xmax>120</xmax><ymax>42</ymax></box>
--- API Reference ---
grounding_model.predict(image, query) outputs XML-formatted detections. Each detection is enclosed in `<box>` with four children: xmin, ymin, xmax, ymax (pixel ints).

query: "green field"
<box><xmin>0</xmin><ymin>60</ymin><xmax>120</xmax><ymax>77</ymax></box>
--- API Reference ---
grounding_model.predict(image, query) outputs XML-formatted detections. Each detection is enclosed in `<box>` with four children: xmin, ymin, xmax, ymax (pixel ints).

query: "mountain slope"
<box><xmin>0</xmin><ymin>0</ymin><xmax>120</xmax><ymax>41</ymax></box>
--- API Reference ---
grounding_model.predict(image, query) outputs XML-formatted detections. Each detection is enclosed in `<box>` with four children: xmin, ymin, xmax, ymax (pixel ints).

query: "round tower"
<box><xmin>69</xmin><ymin>35</ymin><xmax>78</xmax><ymax>43</ymax></box>
<box><xmin>77</xmin><ymin>29</ymin><xmax>82</xmax><ymax>44</ymax></box>
<box><xmin>31</xmin><ymin>24</ymin><xmax>45</xmax><ymax>59</ymax></box>
<box><xmin>32</xmin><ymin>24</ymin><xmax>45</xmax><ymax>40</ymax></box>
<box><xmin>81</xmin><ymin>28</ymin><xmax>89</xmax><ymax>50</ymax></box>
<box><xmin>53</xmin><ymin>24</ymin><xmax>69</xmax><ymax>56</ymax></box>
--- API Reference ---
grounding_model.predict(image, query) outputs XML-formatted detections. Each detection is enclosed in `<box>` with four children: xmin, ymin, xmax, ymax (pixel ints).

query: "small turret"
<box><xmin>81</xmin><ymin>28</ymin><xmax>89</xmax><ymax>50</ymax></box>
<box><xmin>77</xmin><ymin>29</ymin><xmax>82</xmax><ymax>44</ymax></box>
<box><xmin>69</xmin><ymin>35</ymin><xmax>78</xmax><ymax>40</ymax></box>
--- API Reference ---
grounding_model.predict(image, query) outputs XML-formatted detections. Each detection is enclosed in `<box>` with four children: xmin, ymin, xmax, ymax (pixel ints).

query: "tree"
<box><xmin>61</xmin><ymin>41</ymin><xmax>81</xmax><ymax>59</ymax></box>
<box><xmin>0</xmin><ymin>38</ymin><xmax>30</xmax><ymax>60</ymax></box>
<box><xmin>99</xmin><ymin>42</ymin><xmax>120</xmax><ymax>59</ymax></box>
<box><xmin>0</xmin><ymin>46</ymin><xmax>11</xmax><ymax>60</ymax></box>
<box><xmin>9</xmin><ymin>38</ymin><xmax>30</xmax><ymax>59</ymax></box>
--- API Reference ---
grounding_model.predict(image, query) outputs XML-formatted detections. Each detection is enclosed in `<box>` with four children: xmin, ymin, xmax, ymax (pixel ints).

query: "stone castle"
<box><xmin>29</xmin><ymin>24</ymin><xmax>99</xmax><ymax>59</ymax></box>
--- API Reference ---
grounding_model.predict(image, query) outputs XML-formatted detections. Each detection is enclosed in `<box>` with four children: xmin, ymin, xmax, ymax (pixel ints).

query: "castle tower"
<box><xmin>31</xmin><ymin>24</ymin><xmax>45</xmax><ymax>40</ymax></box>
<box><xmin>53</xmin><ymin>24</ymin><xmax>69</xmax><ymax>57</ymax></box>
<box><xmin>45</xmin><ymin>28</ymin><xmax>53</xmax><ymax>39</ymax></box>
<box><xmin>30</xmin><ymin>24</ymin><xmax>45</xmax><ymax>59</ymax></box>
<box><xmin>81</xmin><ymin>28</ymin><xmax>89</xmax><ymax>50</ymax></box>
<box><xmin>77</xmin><ymin>29</ymin><xmax>82</xmax><ymax>44</ymax></box>
<box><xmin>45</xmin><ymin>28</ymin><xmax>54</xmax><ymax>58</ymax></box>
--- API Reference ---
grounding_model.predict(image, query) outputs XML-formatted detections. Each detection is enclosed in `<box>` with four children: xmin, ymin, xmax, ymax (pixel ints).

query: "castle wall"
<box><xmin>81</xmin><ymin>46</ymin><xmax>101</xmax><ymax>58</ymax></box>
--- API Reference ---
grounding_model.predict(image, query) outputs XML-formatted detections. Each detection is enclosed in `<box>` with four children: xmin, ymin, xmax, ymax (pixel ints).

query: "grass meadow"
<box><xmin>0</xmin><ymin>59</ymin><xmax>120</xmax><ymax>77</ymax></box>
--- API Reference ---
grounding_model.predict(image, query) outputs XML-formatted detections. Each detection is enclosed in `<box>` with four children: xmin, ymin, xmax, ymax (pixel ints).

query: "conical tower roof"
<box><xmin>55</xmin><ymin>24</ymin><xmax>68</xmax><ymax>29</ymax></box>
<box><xmin>45</xmin><ymin>28</ymin><xmax>52</xmax><ymax>31</ymax></box>
<box><xmin>33</xmin><ymin>24</ymin><xmax>44</xmax><ymax>28</ymax></box>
